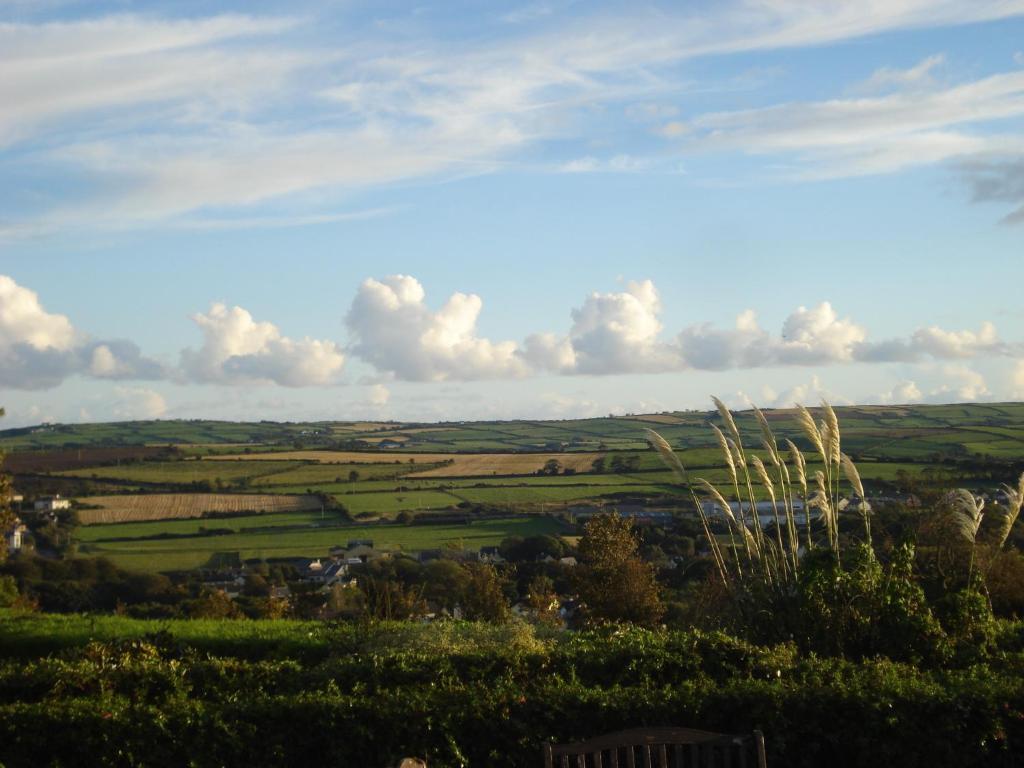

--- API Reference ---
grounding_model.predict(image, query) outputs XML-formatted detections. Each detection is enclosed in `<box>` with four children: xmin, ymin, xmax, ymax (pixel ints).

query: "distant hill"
<box><xmin>3</xmin><ymin>402</ymin><xmax>1024</xmax><ymax>463</ymax></box>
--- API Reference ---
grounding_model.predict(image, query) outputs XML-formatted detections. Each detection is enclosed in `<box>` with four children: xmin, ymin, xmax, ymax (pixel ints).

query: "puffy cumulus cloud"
<box><xmin>0</xmin><ymin>274</ymin><xmax>163</xmax><ymax>389</ymax></box>
<box><xmin>778</xmin><ymin>303</ymin><xmax>867</xmax><ymax>363</ymax></box>
<box><xmin>862</xmin><ymin>321</ymin><xmax>1006</xmax><ymax>362</ymax></box>
<box><xmin>525</xmin><ymin>282</ymin><xmax>1016</xmax><ymax>377</ymax></box>
<box><xmin>678</xmin><ymin>302</ymin><xmax>867</xmax><ymax>370</ymax></box>
<box><xmin>1011</xmin><ymin>360</ymin><xmax>1024</xmax><ymax>397</ymax></box>
<box><xmin>526</xmin><ymin>280</ymin><xmax>677</xmax><ymax>375</ymax></box>
<box><xmin>927</xmin><ymin>365</ymin><xmax>991</xmax><ymax>402</ymax></box>
<box><xmin>764</xmin><ymin>376</ymin><xmax>850</xmax><ymax>409</ymax></box>
<box><xmin>875</xmin><ymin>380</ymin><xmax>925</xmax><ymax>405</ymax></box>
<box><xmin>0</xmin><ymin>274</ymin><xmax>77</xmax><ymax>350</ymax></box>
<box><xmin>345</xmin><ymin>275</ymin><xmax>526</xmax><ymax>382</ymax></box>
<box><xmin>181</xmin><ymin>303</ymin><xmax>344</xmax><ymax>387</ymax></box>
<box><xmin>112</xmin><ymin>387</ymin><xmax>168</xmax><ymax>420</ymax></box>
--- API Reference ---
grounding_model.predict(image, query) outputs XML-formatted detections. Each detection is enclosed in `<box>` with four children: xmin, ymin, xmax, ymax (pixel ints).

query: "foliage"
<box><xmin>647</xmin><ymin>398</ymin><xmax>1019</xmax><ymax>662</ymax></box>
<box><xmin>2</xmin><ymin>615</ymin><xmax>1024</xmax><ymax>767</ymax></box>
<box><xmin>0</xmin><ymin>408</ymin><xmax>15</xmax><ymax>563</ymax></box>
<box><xmin>574</xmin><ymin>513</ymin><xmax>664</xmax><ymax>627</ymax></box>
<box><xmin>461</xmin><ymin>562</ymin><xmax>511</xmax><ymax>623</ymax></box>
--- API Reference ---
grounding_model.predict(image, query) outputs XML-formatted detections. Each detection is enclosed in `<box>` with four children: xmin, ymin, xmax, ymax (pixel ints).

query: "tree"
<box><xmin>461</xmin><ymin>562</ymin><xmax>511</xmax><ymax>623</ymax></box>
<box><xmin>542</xmin><ymin>458</ymin><xmax>562</xmax><ymax>476</ymax></box>
<box><xmin>187</xmin><ymin>589</ymin><xmax>242</xmax><ymax>619</ymax></box>
<box><xmin>499</xmin><ymin>534</ymin><xmax>564</xmax><ymax>563</ymax></box>
<box><xmin>0</xmin><ymin>408</ymin><xmax>16</xmax><ymax>564</ymax></box>
<box><xmin>574</xmin><ymin>513</ymin><xmax>664</xmax><ymax>627</ymax></box>
<box><xmin>590</xmin><ymin>457</ymin><xmax>606</xmax><ymax>474</ymax></box>
<box><xmin>525</xmin><ymin>574</ymin><xmax>562</xmax><ymax>627</ymax></box>
<box><xmin>423</xmin><ymin>559</ymin><xmax>471</xmax><ymax>611</ymax></box>
<box><xmin>348</xmin><ymin>469</ymin><xmax>360</xmax><ymax>483</ymax></box>
<box><xmin>609</xmin><ymin>454</ymin><xmax>640</xmax><ymax>474</ymax></box>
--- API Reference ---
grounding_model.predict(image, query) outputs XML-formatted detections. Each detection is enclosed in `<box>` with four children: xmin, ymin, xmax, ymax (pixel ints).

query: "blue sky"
<box><xmin>1</xmin><ymin>0</ymin><xmax>1023</xmax><ymax>425</ymax></box>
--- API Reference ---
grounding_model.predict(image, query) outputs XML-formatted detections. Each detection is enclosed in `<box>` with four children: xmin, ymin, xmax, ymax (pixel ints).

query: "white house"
<box><xmin>34</xmin><ymin>495</ymin><xmax>71</xmax><ymax>513</ymax></box>
<box><xmin>4</xmin><ymin>518</ymin><xmax>27</xmax><ymax>552</ymax></box>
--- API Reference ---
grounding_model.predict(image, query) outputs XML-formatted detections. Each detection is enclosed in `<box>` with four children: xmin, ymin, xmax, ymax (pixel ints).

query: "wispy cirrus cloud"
<box><xmin>0</xmin><ymin>14</ymin><xmax>302</xmax><ymax>147</ymax></box>
<box><xmin>4</xmin><ymin>2</ymin><xmax>1024</xmax><ymax>234</ymax></box>
<box><xmin>668</xmin><ymin>62</ymin><xmax>1024</xmax><ymax>179</ymax></box>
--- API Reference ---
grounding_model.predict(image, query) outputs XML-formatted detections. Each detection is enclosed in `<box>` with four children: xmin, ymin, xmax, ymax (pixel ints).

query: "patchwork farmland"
<box><xmin>4</xmin><ymin>401</ymin><xmax>1024</xmax><ymax>573</ymax></box>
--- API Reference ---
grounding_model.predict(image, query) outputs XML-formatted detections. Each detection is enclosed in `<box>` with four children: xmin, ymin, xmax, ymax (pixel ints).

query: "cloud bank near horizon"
<box><xmin>0</xmin><ymin>273</ymin><xmax>1017</xmax><ymax>393</ymax></box>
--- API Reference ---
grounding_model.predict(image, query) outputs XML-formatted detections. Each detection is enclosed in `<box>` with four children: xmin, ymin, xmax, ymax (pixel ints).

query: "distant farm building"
<box><xmin>4</xmin><ymin>518</ymin><xmax>28</xmax><ymax>552</ymax></box>
<box><xmin>34</xmin><ymin>495</ymin><xmax>71</xmax><ymax>513</ymax></box>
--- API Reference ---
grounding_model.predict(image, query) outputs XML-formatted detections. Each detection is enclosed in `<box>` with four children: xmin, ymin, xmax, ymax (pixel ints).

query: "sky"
<box><xmin>1</xmin><ymin>0</ymin><xmax>1024</xmax><ymax>426</ymax></box>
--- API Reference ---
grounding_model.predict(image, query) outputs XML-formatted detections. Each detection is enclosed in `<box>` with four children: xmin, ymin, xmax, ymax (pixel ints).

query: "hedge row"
<box><xmin>1</xmin><ymin>621</ymin><xmax>1024</xmax><ymax>766</ymax></box>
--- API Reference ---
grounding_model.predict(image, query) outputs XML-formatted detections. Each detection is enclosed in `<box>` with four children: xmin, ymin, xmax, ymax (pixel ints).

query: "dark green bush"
<box><xmin>2</xmin><ymin>619</ymin><xmax>1024</xmax><ymax>767</ymax></box>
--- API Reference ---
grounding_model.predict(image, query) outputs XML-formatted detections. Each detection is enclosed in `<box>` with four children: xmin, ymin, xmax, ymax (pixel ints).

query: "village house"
<box><xmin>303</xmin><ymin>558</ymin><xmax>350</xmax><ymax>586</ymax></box>
<box><xmin>479</xmin><ymin>546</ymin><xmax>504</xmax><ymax>564</ymax></box>
<box><xmin>4</xmin><ymin>518</ymin><xmax>28</xmax><ymax>553</ymax></box>
<box><xmin>34</xmin><ymin>495</ymin><xmax>71</xmax><ymax>513</ymax></box>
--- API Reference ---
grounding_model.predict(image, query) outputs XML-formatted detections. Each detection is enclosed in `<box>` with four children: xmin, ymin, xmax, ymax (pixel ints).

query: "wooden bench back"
<box><xmin>542</xmin><ymin>727</ymin><xmax>766</xmax><ymax>768</ymax></box>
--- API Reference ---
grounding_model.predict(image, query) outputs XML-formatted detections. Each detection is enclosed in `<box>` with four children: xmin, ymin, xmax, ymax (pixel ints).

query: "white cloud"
<box><xmin>558</xmin><ymin>155</ymin><xmax>650</xmax><ymax>173</ymax></box>
<box><xmin>925</xmin><ymin>364</ymin><xmax>991</xmax><ymax>402</ymax></box>
<box><xmin>557</xmin><ymin>280</ymin><xmax>677</xmax><ymax>374</ymax></box>
<box><xmin>769</xmin><ymin>375</ymin><xmax>849</xmax><ymax>409</ymax></box>
<box><xmin>0</xmin><ymin>14</ymin><xmax>300</xmax><ymax>148</ymax></box>
<box><xmin>368</xmin><ymin>384</ymin><xmax>390</xmax><ymax>407</ymax></box>
<box><xmin>112</xmin><ymin>386</ymin><xmax>167</xmax><ymax>420</ymax></box>
<box><xmin>7</xmin><ymin>3</ymin><xmax>1024</xmax><ymax>232</ymax></box>
<box><xmin>856</xmin><ymin>54</ymin><xmax>945</xmax><ymax>93</ymax></box>
<box><xmin>874</xmin><ymin>380</ymin><xmax>925</xmax><ymax>405</ymax></box>
<box><xmin>0</xmin><ymin>273</ymin><xmax>78</xmax><ymax>351</ymax></box>
<box><xmin>860</xmin><ymin>321</ymin><xmax>1007</xmax><ymax>361</ymax></box>
<box><xmin>674</xmin><ymin>68</ymin><xmax>1024</xmax><ymax>178</ymax></box>
<box><xmin>525</xmin><ymin>281</ymin><xmax>1017</xmax><ymax>377</ymax></box>
<box><xmin>1013</xmin><ymin>361</ymin><xmax>1024</xmax><ymax>398</ymax></box>
<box><xmin>345</xmin><ymin>275</ymin><xmax>527</xmax><ymax>382</ymax></box>
<box><xmin>0</xmin><ymin>274</ymin><xmax>161</xmax><ymax>389</ymax></box>
<box><xmin>181</xmin><ymin>303</ymin><xmax>345</xmax><ymax>387</ymax></box>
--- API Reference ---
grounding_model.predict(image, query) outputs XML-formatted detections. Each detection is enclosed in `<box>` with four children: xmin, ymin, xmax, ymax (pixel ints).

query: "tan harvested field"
<box><xmin>331</xmin><ymin>422</ymin><xmax>401</xmax><ymax>432</ymax></box>
<box><xmin>629</xmin><ymin>414</ymin><xmax>684</xmax><ymax>425</ymax></box>
<box><xmin>407</xmin><ymin>452</ymin><xmax>604</xmax><ymax>478</ymax></box>
<box><xmin>205</xmin><ymin>450</ymin><xmax>605</xmax><ymax>477</ymax></box>
<box><xmin>76</xmin><ymin>493</ymin><xmax>321</xmax><ymax>525</ymax></box>
<box><xmin>206</xmin><ymin>451</ymin><xmax>454</xmax><ymax>464</ymax></box>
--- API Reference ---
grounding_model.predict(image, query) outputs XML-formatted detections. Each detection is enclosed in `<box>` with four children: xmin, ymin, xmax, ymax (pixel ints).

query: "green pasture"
<box><xmin>250</xmin><ymin>461</ymin><xmax>435</xmax><ymax>486</ymax></box>
<box><xmin>57</xmin><ymin>459</ymin><xmax>304</xmax><ymax>484</ymax></box>
<box><xmin>78</xmin><ymin>515</ymin><xmax>564</xmax><ymax>572</ymax></box>
<box><xmin>75</xmin><ymin>509</ymin><xmax>349</xmax><ymax>542</ymax></box>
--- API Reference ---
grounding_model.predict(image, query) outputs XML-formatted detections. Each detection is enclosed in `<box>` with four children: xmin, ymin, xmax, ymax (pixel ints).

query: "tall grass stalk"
<box><xmin>647</xmin><ymin>397</ymin><xmax>869</xmax><ymax>592</ymax></box>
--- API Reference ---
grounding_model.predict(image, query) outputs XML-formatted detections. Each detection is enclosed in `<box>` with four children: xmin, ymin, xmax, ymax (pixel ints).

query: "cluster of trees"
<box><xmin>0</xmin><ymin>514</ymin><xmax>667</xmax><ymax>627</ymax></box>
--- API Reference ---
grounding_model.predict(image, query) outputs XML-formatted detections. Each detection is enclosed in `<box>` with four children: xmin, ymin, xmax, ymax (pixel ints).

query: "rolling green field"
<box><xmin>58</xmin><ymin>459</ymin><xmax>305</xmax><ymax>484</ymax></box>
<box><xmin>5</xmin><ymin>402</ymin><xmax>1024</xmax><ymax>573</ymax></box>
<box><xmin>6</xmin><ymin>402</ymin><xmax>1024</xmax><ymax>457</ymax></box>
<box><xmin>77</xmin><ymin>515</ymin><xmax>564</xmax><ymax>572</ymax></box>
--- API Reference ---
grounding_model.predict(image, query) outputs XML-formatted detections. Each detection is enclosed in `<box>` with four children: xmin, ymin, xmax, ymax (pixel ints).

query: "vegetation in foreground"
<box><xmin>6</xmin><ymin>402</ymin><xmax>1024</xmax><ymax>766</ymax></box>
<box><xmin>1</xmin><ymin>613</ymin><xmax>1024</xmax><ymax>768</ymax></box>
